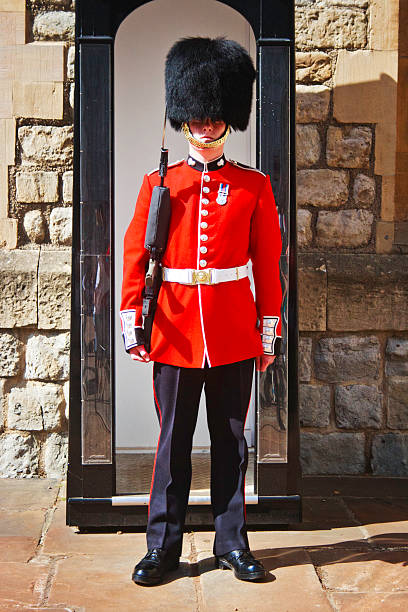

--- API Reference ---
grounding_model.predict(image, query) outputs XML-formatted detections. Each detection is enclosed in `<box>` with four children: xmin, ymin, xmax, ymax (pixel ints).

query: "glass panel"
<box><xmin>79</xmin><ymin>42</ymin><xmax>113</xmax><ymax>464</ymax></box>
<box><xmin>257</xmin><ymin>44</ymin><xmax>290</xmax><ymax>463</ymax></box>
<box><xmin>80</xmin><ymin>254</ymin><xmax>112</xmax><ymax>464</ymax></box>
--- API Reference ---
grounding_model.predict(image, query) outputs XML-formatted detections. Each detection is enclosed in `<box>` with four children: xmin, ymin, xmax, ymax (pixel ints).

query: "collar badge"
<box><xmin>217</xmin><ymin>183</ymin><xmax>229</xmax><ymax>206</ymax></box>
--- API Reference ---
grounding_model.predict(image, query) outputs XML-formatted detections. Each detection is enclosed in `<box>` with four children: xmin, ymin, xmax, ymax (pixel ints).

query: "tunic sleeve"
<box><xmin>120</xmin><ymin>174</ymin><xmax>152</xmax><ymax>350</ymax></box>
<box><xmin>249</xmin><ymin>174</ymin><xmax>283</xmax><ymax>355</ymax></box>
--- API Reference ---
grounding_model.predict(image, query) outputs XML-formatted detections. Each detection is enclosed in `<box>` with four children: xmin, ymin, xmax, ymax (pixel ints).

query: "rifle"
<box><xmin>142</xmin><ymin>113</ymin><xmax>171</xmax><ymax>353</ymax></box>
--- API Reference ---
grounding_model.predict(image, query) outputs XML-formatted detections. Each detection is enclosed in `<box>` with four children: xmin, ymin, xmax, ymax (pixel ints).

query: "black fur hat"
<box><xmin>165</xmin><ymin>37</ymin><xmax>256</xmax><ymax>132</ymax></box>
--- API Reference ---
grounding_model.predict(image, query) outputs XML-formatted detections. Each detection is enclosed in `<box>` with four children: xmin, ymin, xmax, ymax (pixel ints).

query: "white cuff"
<box><xmin>261</xmin><ymin>316</ymin><xmax>281</xmax><ymax>354</ymax></box>
<box><xmin>120</xmin><ymin>309</ymin><xmax>140</xmax><ymax>350</ymax></box>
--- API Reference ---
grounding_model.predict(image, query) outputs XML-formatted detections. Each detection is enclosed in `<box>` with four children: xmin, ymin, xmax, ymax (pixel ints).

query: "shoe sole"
<box><xmin>132</xmin><ymin>560</ymin><xmax>180</xmax><ymax>586</ymax></box>
<box><xmin>216</xmin><ymin>558</ymin><xmax>267</xmax><ymax>581</ymax></box>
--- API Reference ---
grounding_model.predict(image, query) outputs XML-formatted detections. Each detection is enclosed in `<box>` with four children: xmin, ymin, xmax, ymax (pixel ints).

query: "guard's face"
<box><xmin>188</xmin><ymin>118</ymin><xmax>227</xmax><ymax>144</ymax></box>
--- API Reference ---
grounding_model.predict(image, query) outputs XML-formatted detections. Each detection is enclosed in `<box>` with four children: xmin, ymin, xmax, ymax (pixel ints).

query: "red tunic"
<box><xmin>120</xmin><ymin>155</ymin><xmax>282</xmax><ymax>368</ymax></box>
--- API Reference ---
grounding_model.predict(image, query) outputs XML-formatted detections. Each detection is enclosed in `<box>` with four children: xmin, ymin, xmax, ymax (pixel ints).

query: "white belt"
<box><xmin>162</xmin><ymin>263</ymin><xmax>249</xmax><ymax>285</ymax></box>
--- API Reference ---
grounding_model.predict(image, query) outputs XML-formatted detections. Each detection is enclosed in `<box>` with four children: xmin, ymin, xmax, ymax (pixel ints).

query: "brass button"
<box><xmin>201</xmin><ymin>209</ymin><xmax>209</xmax><ymax>216</ymax></box>
<box><xmin>200</xmin><ymin>234</ymin><xmax>208</xmax><ymax>241</ymax></box>
<box><xmin>199</xmin><ymin>260</ymin><xmax>207</xmax><ymax>268</ymax></box>
<box><xmin>200</xmin><ymin>221</ymin><xmax>208</xmax><ymax>229</ymax></box>
<box><xmin>200</xmin><ymin>246</ymin><xmax>207</xmax><ymax>254</ymax></box>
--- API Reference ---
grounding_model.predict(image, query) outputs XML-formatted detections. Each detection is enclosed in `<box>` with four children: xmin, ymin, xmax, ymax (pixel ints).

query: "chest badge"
<box><xmin>216</xmin><ymin>183</ymin><xmax>229</xmax><ymax>206</ymax></box>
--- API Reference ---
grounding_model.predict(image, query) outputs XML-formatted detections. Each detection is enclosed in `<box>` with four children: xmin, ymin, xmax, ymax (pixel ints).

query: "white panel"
<box><xmin>115</xmin><ymin>0</ymin><xmax>256</xmax><ymax>449</ymax></box>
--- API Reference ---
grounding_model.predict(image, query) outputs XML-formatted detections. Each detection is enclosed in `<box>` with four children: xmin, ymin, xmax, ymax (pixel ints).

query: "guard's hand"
<box><xmin>129</xmin><ymin>345</ymin><xmax>150</xmax><ymax>362</ymax></box>
<box><xmin>256</xmin><ymin>354</ymin><xmax>276</xmax><ymax>372</ymax></box>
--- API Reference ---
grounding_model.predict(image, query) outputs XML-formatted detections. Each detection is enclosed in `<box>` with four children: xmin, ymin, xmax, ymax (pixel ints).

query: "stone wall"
<box><xmin>295</xmin><ymin>0</ymin><xmax>408</xmax><ymax>476</ymax></box>
<box><xmin>0</xmin><ymin>0</ymin><xmax>74</xmax><ymax>477</ymax></box>
<box><xmin>0</xmin><ymin>0</ymin><xmax>406</xmax><ymax>478</ymax></box>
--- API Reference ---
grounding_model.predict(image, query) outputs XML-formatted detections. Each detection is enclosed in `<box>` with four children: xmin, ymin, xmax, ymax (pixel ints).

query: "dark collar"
<box><xmin>186</xmin><ymin>154</ymin><xmax>226</xmax><ymax>172</ymax></box>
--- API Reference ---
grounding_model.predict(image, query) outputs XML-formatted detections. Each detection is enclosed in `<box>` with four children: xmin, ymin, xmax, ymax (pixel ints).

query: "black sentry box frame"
<box><xmin>67</xmin><ymin>0</ymin><xmax>301</xmax><ymax>528</ymax></box>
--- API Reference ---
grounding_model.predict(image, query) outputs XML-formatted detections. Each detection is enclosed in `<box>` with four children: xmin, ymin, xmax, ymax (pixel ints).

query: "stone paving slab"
<box><xmin>0</xmin><ymin>536</ymin><xmax>39</xmax><ymax>563</ymax></box>
<box><xmin>47</xmin><ymin>553</ymin><xmax>196</xmax><ymax>611</ymax></box>
<box><xmin>197</xmin><ymin>548</ymin><xmax>332</xmax><ymax>612</ymax></box>
<box><xmin>43</xmin><ymin>502</ymin><xmax>192</xmax><ymax>558</ymax></box>
<box><xmin>329</xmin><ymin>592</ymin><xmax>408</xmax><ymax>611</ymax></box>
<box><xmin>0</xmin><ymin>509</ymin><xmax>47</xmax><ymax>538</ymax></box>
<box><xmin>0</xmin><ymin>479</ymin><xmax>59</xmax><ymax>512</ymax></box>
<box><xmin>342</xmin><ymin>497</ymin><xmax>408</xmax><ymax>546</ymax></box>
<box><xmin>309</xmin><ymin>549</ymin><xmax>408</xmax><ymax>592</ymax></box>
<box><xmin>0</xmin><ymin>561</ymin><xmax>49</xmax><ymax>608</ymax></box>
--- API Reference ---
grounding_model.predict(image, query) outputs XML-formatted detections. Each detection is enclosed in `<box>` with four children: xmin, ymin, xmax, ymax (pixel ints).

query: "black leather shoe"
<box><xmin>132</xmin><ymin>548</ymin><xmax>179</xmax><ymax>586</ymax></box>
<box><xmin>216</xmin><ymin>549</ymin><xmax>267</xmax><ymax>581</ymax></box>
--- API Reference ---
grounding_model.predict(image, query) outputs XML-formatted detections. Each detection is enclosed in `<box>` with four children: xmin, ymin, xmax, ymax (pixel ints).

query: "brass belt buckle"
<box><xmin>191</xmin><ymin>269</ymin><xmax>212</xmax><ymax>285</ymax></box>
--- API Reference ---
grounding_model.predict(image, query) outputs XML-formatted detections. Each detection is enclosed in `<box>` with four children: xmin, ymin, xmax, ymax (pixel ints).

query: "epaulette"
<box><xmin>228</xmin><ymin>159</ymin><xmax>266</xmax><ymax>177</ymax></box>
<box><xmin>148</xmin><ymin>158</ymin><xmax>184</xmax><ymax>176</ymax></box>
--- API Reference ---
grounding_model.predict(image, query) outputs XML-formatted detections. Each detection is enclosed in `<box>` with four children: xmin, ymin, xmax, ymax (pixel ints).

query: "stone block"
<box><xmin>333</xmin><ymin>50</ymin><xmax>398</xmax><ymax>124</ymax></box>
<box><xmin>296</xmin><ymin>125</ymin><xmax>321</xmax><ymax>167</ymax></box>
<box><xmin>0</xmin><ymin>80</ymin><xmax>13</xmax><ymax>117</ymax></box>
<box><xmin>0</xmin><ymin>217</ymin><xmax>18</xmax><ymax>249</ymax></box>
<box><xmin>297</xmin><ymin>208</ymin><xmax>313</xmax><ymax>247</ymax></box>
<box><xmin>295</xmin><ymin>6</ymin><xmax>367</xmax><ymax>50</ymax></box>
<box><xmin>385</xmin><ymin>361</ymin><xmax>408</xmax><ymax>377</ymax></box>
<box><xmin>381</xmin><ymin>175</ymin><xmax>396</xmax><ymax>222</ymax></box>
<box><xmin>295</xmin><ymin>52</ymin><xmax>331</xmax><ymax>83</ymax></box>
<box><xmin>0</xmin><ymin>332</ymin><xmax>22</xmax><ymax>377</ymax></box>
<box><xmin>33</xmin><ymin>11</ymin><xmax>75</xmax><ymax>41</ymax></box>
<box><xmin>299</xmin><ymin>384</ymin><xmax>331</xmax><ymax>427</ymax></box>
<box><xmin>0</xmin><ymin>117</ymin><xmax>16</xmax><ymax>166</ymax></box>
<box><xmin>298</xmin><ymin>254</ymin><xmax>327</xmax><ymax>332</ymax></box>
<box><xmin>67</xmin><ymin>45</ymin><xmax>75</xmax><ymax>79</ymax></box>
<box><xmin>1</xmin><ymin>1</ymin><xmax>25</xmax><ymax>10</ymax></box>
<box><xmin>299</xmin><ymin>336</ymin><xmax>312</xmax><ymax>382</ymax></box>
<box><xmin>387</xmin><ymin>377</ymin><xmax>408</xmax><ymax>429</ymax></box>
<box><xmin>316</xmin><ymin>209</ymin><xmax>373</xmax><ymax>248</ymax></box>
<box><xmin>353</xmin><ymin>174</ymin><xmax>375</xmax><ymax>206</ymax></box>
<box><xmin>7</xmin><ymin>382</ymin><xmax>64</xmax><ymax>431</ymax></box>
<box><xmin>12</xmin><ymin>81</ymin><xmax>64</xmax><ymax>120</ymax></box>
<box><xmin>0</xmin><ymin>433</ymin><xmax>39</xmax><ymax>478</ymax></box>
<box><xmin>0</xmin><ymin>250</ymin><xmax>39</xmax><ymax>328</ymax></box>
<box><xmin>300</xmin><ymin>432</ymin><xmax>365</xmax><ymax>475</ymax></box>
<box><xmin>18</xmin><ymin>125</ymin><xmax>73</xmax><ymax>166</ymax></box>
<box><xmin>376</xmin><ymin>221</ymin><xmax>395</xmax><ymax>254</ymax></box>
<box><xmin>49</xmin><ymin>207</ymin><xmax>72</xmax><ymax>245</ymax></box>
<box><xmin>370</xmin><ymin>0</ymin><xmax>399</xmax><ymax>51</ymax></box>
<box><xmin>296</xmin><ymin>85</ymin><xmax>330</xmax><ymax>123</ymax></box>
<box><xmin>25</xmin><ymin>333</ymin><xmax>70</xmax><ymax>381</ymax></box>
<box><xmin>23</xmin><ymin>209</ymin><xmax>46</xmax><ymax>243</ymax></box>
<box><xmin>14</xmin><ymin>42</ymin><xmax>65</xmax><ymax>82</ymax></box>
<box><xmin>0</xmin><ymin>379</ymin><xmax>5</xmax><ymax>430</ymax></box>
<box><xmin>327</xmin><ymin>126</ymin><xmax>372</xmax><ymax>169</ymax></box>
<box><xmin>0</xmin><ymin>11</ymin><xmax>26</xmax><ymax>45</ymax></box>
<box><xmin>297</xmin><ymin>169</ymin><xmax>349</xmax><ymax>207</ymax></box>
<box><xmin>62</xmin><ymin>170</ymin><xmax>72</xmax><ymax>203</ymax></box>
<box><xmin>335</xmin><ymin>384</ymin><xmax>382</xmax><ymax>429</ymax></box>
<box><xmin>371</xmin><ymin>433</ymin><xmax>408</xmax><ymax>476</ymax></box>
<box><xmin>43</xmin><ymin>432</ymin><xmax>68</xmax><ymax>478</ymax></box>
<box><xmin>69</xmin><ymin>82</ymin><xmax>74</xmax><ymax>109</ymax></box>
<box><xmin>314</xmin><ymin>336</ymin><xmax>380</xmax><ymax>382</ymax></box>
<box><xmin>327</xmin><ymin>255</ymin><xmax>408</xmax><ymax>331</ymax></box>
<box><xmin>333</xmin><ymin>50</ymin><xmax>397</xmax><ymax>176</ymax></box>
<box><xmin>63</xmin><ymin>380</ymin><xmax>69</xmax><ymax>420</ymax></box>
<box><xmin>386</xmin><ymin>337</ymin><xmax>408</xmax><ymax>360</ymax></box>
<box><xmin>38</xmin><ymin>250</ymin><xmax>71</xmax><ymax>330</ymax></box>
<box><xmin>16</xmin><ymin>170</ymin><xmax>58</xmax><ymax>203</ymax></box>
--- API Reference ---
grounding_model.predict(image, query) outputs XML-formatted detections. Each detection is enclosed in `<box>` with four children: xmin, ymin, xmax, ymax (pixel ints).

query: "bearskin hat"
<box><xmin>165</xmin><ymin>37</ymin><xmax>256</xmax><ymax>132</ymax></box>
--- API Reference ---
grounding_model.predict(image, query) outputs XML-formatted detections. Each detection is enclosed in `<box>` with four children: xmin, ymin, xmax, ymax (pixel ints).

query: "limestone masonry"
<box><xmin>0</xmin><ymin>0</ymin><xmax>406</xmax><ymax>478</ymax></box>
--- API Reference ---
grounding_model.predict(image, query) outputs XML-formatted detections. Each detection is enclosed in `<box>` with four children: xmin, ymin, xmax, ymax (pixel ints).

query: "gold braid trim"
<box><xmin>182</xmin><ymin>123</ymin><xmax>230</xmax><ymax>149</ymax></box>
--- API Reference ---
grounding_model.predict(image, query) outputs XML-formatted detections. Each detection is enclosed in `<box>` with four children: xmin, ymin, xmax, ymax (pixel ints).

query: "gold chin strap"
<box><xmin>182</xmin><ymin>123</ymin><xmax>230</xmax><ymax>149</ymax></box>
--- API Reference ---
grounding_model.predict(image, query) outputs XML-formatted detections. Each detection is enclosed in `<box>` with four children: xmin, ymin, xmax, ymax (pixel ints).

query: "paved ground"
<box><xmin>0</xmin><ymin>478</ymin><xmax>408</xmax><ymax>611</ymax></box>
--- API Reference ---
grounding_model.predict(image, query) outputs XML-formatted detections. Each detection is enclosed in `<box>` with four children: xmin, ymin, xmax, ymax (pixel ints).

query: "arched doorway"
<box><xmin>67</xmin><ymin>0</ymin><xmax>300</xmax><ymax>527</ymax></box>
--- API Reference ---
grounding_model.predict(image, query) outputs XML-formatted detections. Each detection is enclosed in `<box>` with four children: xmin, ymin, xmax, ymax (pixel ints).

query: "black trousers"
<box><xmin>147</xmin><ymin>357</ymin><xmax>254</xmax><ymax>557</ymax></box>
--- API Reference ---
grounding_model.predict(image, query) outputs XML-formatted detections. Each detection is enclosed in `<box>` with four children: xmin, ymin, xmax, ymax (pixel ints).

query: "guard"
<box><xmin>120</xmin><ymin>37</ymin><xmax>283</xmax><ymax>585</ymax></box>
